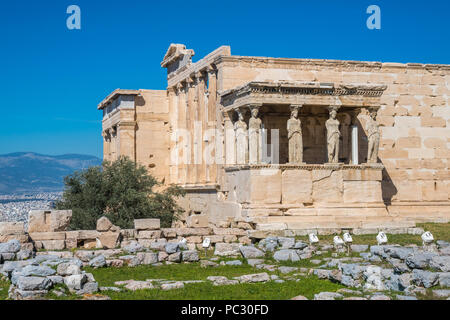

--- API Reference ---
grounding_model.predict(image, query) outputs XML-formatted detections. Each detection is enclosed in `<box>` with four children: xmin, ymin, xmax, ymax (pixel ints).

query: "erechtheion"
<box><xmin>98</xmin><ymin>44</ymin><xmax>450</xmax><ymax>234</ymax></box>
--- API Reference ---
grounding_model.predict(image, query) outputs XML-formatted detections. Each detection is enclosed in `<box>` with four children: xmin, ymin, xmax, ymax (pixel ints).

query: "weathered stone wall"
<box><xmin>99</xmin><ymin>46</ymin><xmax>450</xmax><ymax>228</ymax></box>
<box><xmin>225</xmin><ymin>165</ymin><xmax>384</xmax><ymax>207</ymax></box>
<box><xmin>1</xmin><ymin>210</ymin><xmax>443</xmax><ymax>266</ymax></box>
<box><xmin>100</xmin><ymin>89</ymin><xmax>170</xmax><ymax>183</ymax></box>
<box><xmin>10</xmin><ymin>212</ymin><xmax>254</xmax><ymax>251</ymax></box>
<box><xmin>0</xmin><ymin>221</ymin><xmax>28</xmax><ymax>243</ymax></box>
<box><xmin>178</xmin><ymin>189</ymin><xmax>240</xmax><ymax>226</ymax></box>
<box><xmin>135</xmin><ymin>90</ymin><xmax>170</xmax><ymax>183</ymax></box>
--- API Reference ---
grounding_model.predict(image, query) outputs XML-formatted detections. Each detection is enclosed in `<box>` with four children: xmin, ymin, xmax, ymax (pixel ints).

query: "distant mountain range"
<box><xmin>0</xmin><ymin>152</ymin><xmax>102</xmax><ymax>194</ymax></box>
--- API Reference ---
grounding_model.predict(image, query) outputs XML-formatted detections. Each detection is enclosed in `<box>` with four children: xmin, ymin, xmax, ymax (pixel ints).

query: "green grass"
<box><xmin>417</xmin><ymin>223</ymin><xmax>450</xmax><ymax>242</ymax></box>
<box><xmin>295</xmin><ymin>233</ymin><xmax>426</xmax><ymax>246</ymax></box>
<box><xmin>100</xmin><ymin>278</ymin><xmax>345</xmax><ymax>300</ymax></box>
<box><xmin>415</xmin><ymin>287</ymin><xmax>449</xmax><ymax>301</ymax></box>
<box><xmin>294</xmin><ymin>223</ymin><xmax>450</xmax><ymax>246</ymax></box>
<box><xmin>42</xmin><ymin>262</ymin><xmax>347</xmax><ymax>300</ymax></box>
<box><xmin>0</xmin><ymin>278</ymin><xmax>9</xmax><ymax>300</ymax></box>
<box><xmin>3</xmin><ymin>222</ymin><xmax>449</xmax><ymax>300</ymax></box>
<box><xmin>85</xmin><ymin>262</ymin><xmax>261</xmax><ymax>286</ymax></box>
<box><xmin>84</xmin><ymin>261</ymin><xmax>347</xmax><ymax>300</ymax></box>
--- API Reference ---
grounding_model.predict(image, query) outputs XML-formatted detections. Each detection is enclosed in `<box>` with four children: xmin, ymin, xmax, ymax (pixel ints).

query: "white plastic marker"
<box><xmin>343</xmin><ymin>232</ymin><xmax>353</xmax><ymax>255</ymax></box>
<box><xmin>333</xmin><ymin>236</ymin><xmax>344</xmax><ymax>247</ymax></box>
<box><xmin>202</xmin><ymin>237</ymin><xmax>211</xmax><ymax>256</ymax></box>
<box><xmin>421</xmin><ymin>231</ymin><xmax>434</xmax><ymax>245</ymax></box>
<box><xmin>343</xmin><ymin>232</ymin><xmax>353</xmax><ymax>243</ymax></box>
<box><xmin>202</xmin><ymin>237</ymin><xmax>211</xmax><ymax>248</ymax></box>
<box><xmin>376</xmin><ymin>231</ymin><xmax>388</xmax><ymax>245</ymax></box>
<box><xmin>309</xmin><ymin>233</ymin><xmax>319</xmax><ymax>244</ymax></box>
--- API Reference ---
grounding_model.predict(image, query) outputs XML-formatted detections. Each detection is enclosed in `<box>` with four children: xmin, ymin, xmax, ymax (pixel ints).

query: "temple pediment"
<box><xmin>161</xmin><ymin>44</ymin><xmax>195</xmax><ymax>74</ymax></box>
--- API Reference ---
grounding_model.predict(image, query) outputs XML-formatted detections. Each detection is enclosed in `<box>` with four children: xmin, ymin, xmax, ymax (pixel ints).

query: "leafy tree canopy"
<box><xmin>55</xmin><ymin>156</ymin><xmax>185</xmax><ymax>230</ymax></box>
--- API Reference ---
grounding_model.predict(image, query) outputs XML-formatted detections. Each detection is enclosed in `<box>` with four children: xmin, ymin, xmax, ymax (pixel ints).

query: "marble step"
<box><xmin>244</xmin><ymin>205</ymin><xmax>390</xmax><ymax>218</ymax></box>
<box><xmin>252</xmin><ymin>215</ymin><xmax>415</xmax><ymax>230</ymax></box>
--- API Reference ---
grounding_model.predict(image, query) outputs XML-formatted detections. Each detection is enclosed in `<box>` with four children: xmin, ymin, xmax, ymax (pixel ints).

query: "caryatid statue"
<box><xmin>248</xmin><ymin>105</ymin><xmax>262</xmax><ymax>164</ymax></box>
<box><xmin>103</xmin><ymin>129</ymin><xmax>111</xmax><ymax>142</ymax></box>
<box><xmin>366</xmin><ymin>109</ymin><xmax>380</xmax><ymax>163</ymax></box>
<box><xmin>326</xmin><ymin>106</ymin><xmax>341</xmax><ymax>163</ymax></box>
<box><xmin>287</xmin><ymin>105</ymin><xmax>303</xmax><ymax>164</ymax></box>
<box><xmin>234</xmin><ymin>109</ymin><xmax>248</xmax><ymax>164</ymax></box>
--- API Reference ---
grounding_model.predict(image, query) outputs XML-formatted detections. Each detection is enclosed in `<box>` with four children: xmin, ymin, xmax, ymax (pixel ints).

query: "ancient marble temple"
<box><xmin>98</xmin><ymin>44</ymin><xmax>450</xmax><ymax>233</ymax></box>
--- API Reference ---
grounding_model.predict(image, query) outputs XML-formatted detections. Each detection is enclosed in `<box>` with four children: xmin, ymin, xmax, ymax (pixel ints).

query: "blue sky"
<box><xmin>0</xmin><ymin>0</ymin><xmax>448</xmax><ymax>159</ymax></box>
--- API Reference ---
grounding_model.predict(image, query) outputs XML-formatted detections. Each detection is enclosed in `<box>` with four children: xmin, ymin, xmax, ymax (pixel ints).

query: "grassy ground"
<box><xmin>417</xmin><ymin>223</ymin><xmax>450</xmax><ymax>242</ymax></box>
<box><xmin>101</xmin><ymin>278</ymin><xmax>345</xmax><ymax>300</ymax></box>
<box><xmin>44</xmin><ymin>263</ymin><xmax>346</xmax><ymax>300</ymax></box>
<box><xmin>85</xmin><ymin>263</ymin><xmax>258</xmax><ymax>286</ymax></box>
<box><xmin>80</xmin><ymin>222</ymin><xmax>450</xmax><ymax>300</ymax></box>
<box><xmin>294</xmin><ymin>223</ymin><xmax>450</xmax><ymax>246</ymax></box>
<box><xmin>0</xmin><ymin>278</ymin><xmax>9</xmax><ymax>300</ymax></box>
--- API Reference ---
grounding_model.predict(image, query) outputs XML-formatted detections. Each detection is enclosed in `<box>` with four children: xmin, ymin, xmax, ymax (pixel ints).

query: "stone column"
<box><xmin>351</xmin><ymin>125</ymin><xmax>358</xmax><ymax>165</ymax></box>
<box><xmin>248</xmin><ymin>104</ymin><xmax>262</xmax><ymax>164</ymax></box>
<box><xmin>103</xmin><ymin>129</ymin><xmax>111</xmax><ymax>161</ymax></box>
<box><xmin>111</xmin><ymin>126</ymin><xmax>118</xmax><ymax>161</ymax></box>
<box><xmin>206</xmin><ymin>66</ymin><xmax>217</xmax><ymax>123</ymax></box>
<box><xmin>195</xmin><ymin>71</ymin><xmax>207</xmax><ymax>184</ymax></box>
<box><xmin>186</xmin><ymin>76</ymin><xmax>195</xmax><ymax>184</ymax></box>
<box><xmin>366</xmin><ymin>108</ymin><xmax>380</xmax><ymax>164</ymax></box>
<box><xmin>325</xmin><ymin>105</ymin><xmax>341</xmax><ymax>163</ymax></box>
<box><xmin>348</xmin><ymin>110</ymin><xmax>360</xmax><ymax>165</ymax></box>
<box><xmin>176</xmin><ymin>82</ymin><xmax>188</xmax><ymax>184</ymax></box>
<box><xmin>234</xmin><ymin>108</ymin><xmax>248</xmax><ymax>164</ymax></box>
<box><xmin>287</xmin><ymin>104</ymin><xmax>303</xmax><ymax>164</ymax></box>
<box><xmin>192</xmin><ymin>74</ymin><xmax>201</xmax><ymax>184</ymax></box>
<box><xmin>206</xmin><ymin>66</ymin><xmax>217</xmax><ymax>183</ymax></box>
